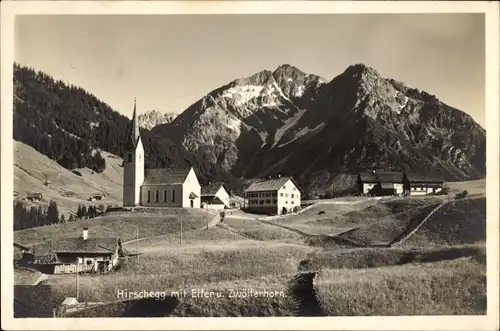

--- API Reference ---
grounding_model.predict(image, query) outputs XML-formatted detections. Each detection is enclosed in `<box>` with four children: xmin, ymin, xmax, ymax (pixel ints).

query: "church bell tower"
<box><xmin>123</xmin><ymin>98</ymin><xmax>144</xmax><ymax>206</ymax></box>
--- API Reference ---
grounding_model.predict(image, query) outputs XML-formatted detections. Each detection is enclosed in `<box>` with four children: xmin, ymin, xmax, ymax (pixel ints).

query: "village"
<box><xmin>12</xmin><ymin>101</ymin><xmax>463</xmax><ymax>318</ymax></box>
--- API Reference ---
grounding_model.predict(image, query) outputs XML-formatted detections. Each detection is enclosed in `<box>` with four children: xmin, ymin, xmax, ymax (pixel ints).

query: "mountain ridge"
<box><xmin>152</xmin><ymin>63</ymin><xmax>485</xmax><ymax>195</ymax></box>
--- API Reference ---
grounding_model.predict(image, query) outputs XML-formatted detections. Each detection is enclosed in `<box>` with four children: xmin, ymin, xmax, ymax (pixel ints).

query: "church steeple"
<box><xmin>125</xmin><ymin>98</ymin><xmax>141</xmax><ymax>152</ymax></box>
<box><xmin>131</xmin><ymin>97</ymin><xmax>140</xmax><ymax>142</ymax></box>
<box><xmin>123</xmin><ymin>97</ymin><xmax>145</xmax><ymax>207</ymax></box>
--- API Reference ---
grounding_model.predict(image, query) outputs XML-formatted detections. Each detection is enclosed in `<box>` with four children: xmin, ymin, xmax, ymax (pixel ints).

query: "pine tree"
<box><xmin>81</xmin><ymin>205</ymin><xmax>87</xmax><ymax>219</ymax></box>
<box><xmin>76</xmin><ymin>204</ymin><xmax>83</xmax><ymax>219</ymax></box>
<box><xmin>46</xmin><ymin>200</ymin><xmax>59</xmax><ymax>224</ymax></box>
<box><xmin>68</xmin><ymin>214</ymin><xmax>75</xmax><ymax>222</ymax></box>
<box><xmin>60</xmin><ymin>214</ymin><xmax>66</xmax><ymax>224</ymax></box>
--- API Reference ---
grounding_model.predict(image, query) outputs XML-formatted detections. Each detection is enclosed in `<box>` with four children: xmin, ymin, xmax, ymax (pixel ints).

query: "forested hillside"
<box><xmin>13</xmin><ymin>64</ymin><xmax>242</xmax><ymax>190</ymax></box>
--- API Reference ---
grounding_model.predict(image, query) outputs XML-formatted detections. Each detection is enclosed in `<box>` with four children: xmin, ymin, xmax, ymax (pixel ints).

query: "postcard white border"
<box><xmin>1</xmin><ymin>1</ymin><xmax>499</xmax><ymax>330</ymax></box>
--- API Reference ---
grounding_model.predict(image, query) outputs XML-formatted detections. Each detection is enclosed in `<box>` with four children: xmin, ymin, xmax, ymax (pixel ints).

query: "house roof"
<box><xmin>201</xmin><ymin>196</ymin><xmax>225</xmax><ymax>205</ymax></box>
<box><xmin>405</xmin><ymin>173</ymin><xmax>444</xmax><ymax>183</ymax></box>
<box><xmin>244</xmin><ymin>176</ymin><xmax>301</xmax><ymax>192</ymax></box>
<box><xmin>359</xmin><ymin>171</ymin><xmax>404</xmax><ymax>183</ymax></box>
<box><xmin>32</xmin><ymin>237</ymin><xmax>120</xmax><ymax>255</ymax></box>
<box><xmin>61</xmin><ymin>297</ymin><xmax>79</xmax><ymax>306</ymax></box>
<box><xmin>143</xmin><ymin>167</ymin><xmax>191</xmax><ymax>185</ymax></box>
<box><xmin>201</xmin><ymin>182</ymin><xmax>227</xmax><ymax>195</ymax></box>
<box><xmin>188</xmin><ymin>192</ymin><xmax>198</xmax><ymax>199</ymax></box>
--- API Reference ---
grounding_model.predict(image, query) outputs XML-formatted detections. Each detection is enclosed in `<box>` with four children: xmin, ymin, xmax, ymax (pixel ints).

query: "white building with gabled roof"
<box><xmin>122</xmin><ymin>99</ymin><xmax>201</xmax><ymax>208</ymax></box>
<box><xmin>244</xmin><ymin>175</ymin><xmax>302</xmax><ymax>215</ymax></box>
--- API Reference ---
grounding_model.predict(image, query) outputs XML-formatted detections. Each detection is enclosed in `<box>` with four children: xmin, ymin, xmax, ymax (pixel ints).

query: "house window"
<box><xmin>147</xmin><ymin>191</ymin><xmax>151</xmax><ymax>203</ymax></box>
<box><xmin>272</xmin><ymin>192</ymin><xmax>277</xmax><ymax>197</ymax></box>
<box><xmin>283</xmin><ymin>185</ymin><xmax>286</xmax><ymax>189</ymax></box>
<box><xmin>280</xmin><ymin>193</ymin><xmax>284</xmax><ymax>197</ymax></box>
<box><xmin>266</xmin><ymin>199</ymin><xmax>270</xmax><ymax>204</ymax></box>
<box><xmin>291</xmin><ymin>201</ymin><xmax>294</xmax><ymax>204</ymax></box>
<box><xmin>285</xmin><ymin>193</ymin><xmax>288</xmax><ymax>197</ymax></box>
<box><xmin>155</xmin><ymin>191</ymin><xmax>159</xmax><ymax>202</ymax></box>
<box><xmin>259</xmin><ymin>200</ymin><xmax>264</xmax><ymax>205</ymax></box>
<box><xmin>272</xmin><ymin>199</ymin><xmax>277</xmax><ymax>204</ymax></box>
<box><xmin>172</xmin><ymin>190</ymin><xmax>176</xmax><ymax>202</ymax></box>
<box><xmin>86</xmin><ymin>260</ymin><xmax>93</xmax><ymax>265</ymax></box>
<box><xmin>291</xmin><ymin>194</ymin><xmax>294</xmax><ymax>198</ymax></box>
<box><xmin>285</xmin><ymin>201</ymin><xmax>288</xmax><ymax>204</ymax></box>
<box><xmin>127</xmin><ymin>154</ymin><xmax>132</xmax><ymax>163</ymax></box>
<box><xmin>164</xmin><ymin>190</ymin><xmax>167</xmax><ymax>202</ymax></box>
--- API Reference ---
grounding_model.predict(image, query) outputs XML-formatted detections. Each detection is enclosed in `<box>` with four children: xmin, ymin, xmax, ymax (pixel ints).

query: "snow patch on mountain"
<box><xmin>222</xmin><ymin>85</ymin><xmax>264</xmax><ymax>106</ymax></box>
<box><xmin>278</xmin><ymin>122</ymin><xmax>326</xmax><ymax>148</ymax></box>
<box><xmin>271</xmin><ymin>109</ymin><xmax>307</xmax><ymax>148</ymax></box>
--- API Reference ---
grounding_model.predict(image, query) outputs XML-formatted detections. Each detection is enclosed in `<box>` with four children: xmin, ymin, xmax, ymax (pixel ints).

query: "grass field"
<box><xmin>14</xmin><ymin>208</ymin><xmax>217</xmax><ymax>247</ymax></box>
<box><xmin>15</xmin><ymin>181</ymin><xmax>488</xmax><ymax>317</ymax></box>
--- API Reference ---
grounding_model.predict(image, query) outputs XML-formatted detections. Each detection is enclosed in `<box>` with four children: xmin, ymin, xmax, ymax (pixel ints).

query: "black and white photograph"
<box><xmin>1</xmin><ymin>1</ymin><xmax>499</xmax><ymax>330</ymax></box>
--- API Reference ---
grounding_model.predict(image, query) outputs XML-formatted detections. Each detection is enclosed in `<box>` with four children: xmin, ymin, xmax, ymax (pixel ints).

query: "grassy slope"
<box><xmin>14</xmin><ymin>140</ymin><xmax>123</xmax><ymax>217</ymax></box>
<box><xmin>315</xmin><ymin>258</ymin><xmax>486</xmax><ymax>315</ymax></box>
<box><xmin>14</xmin><ymin>267</ymin><xmax>43</xmax><ymax>285</ymax></box>
<box><xmin>42</xmin><ymin>240</ymin><xmax>317</xmax><ymax>303</ymax></box>
<box><xmin>338</xmin><ymin>196</ymin><xmax>486</xmax><ymax>247</ymax></box>
<box><xmin>16</xmin><ymin>182</ymin><xmax>488</xmax><ymax>317</ymax></box>
<box><xmin>14</xmin><ymin>209</ymin><xmax>216</xmax><ymax>247</ymax></box>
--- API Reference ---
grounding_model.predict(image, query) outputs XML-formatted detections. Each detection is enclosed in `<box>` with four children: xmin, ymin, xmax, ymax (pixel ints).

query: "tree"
<box><xmin>81</xmin><ymin>205</ymin><xmax>87</xmax><ymax>219</ymax></box>
<box><xmin>46</xmin><ymin>200</ymin><xmax>59</xmax><ymax>224</ymax></box>
<box><xmin>68</xmin><ymin>214</ymin><xmax>76</xmax><ymax>222</ymax></box>
<box><xmin>60</xmin><ymin>214</ymin><xmax>66</xmax><ymax>224</ymax></box>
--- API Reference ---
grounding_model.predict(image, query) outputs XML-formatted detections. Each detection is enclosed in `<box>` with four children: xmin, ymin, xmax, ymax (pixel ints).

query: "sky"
<box><xmin>15</xmin><ymin>14</ymin><xmax>485</xmax><ymax>126</ymax></box>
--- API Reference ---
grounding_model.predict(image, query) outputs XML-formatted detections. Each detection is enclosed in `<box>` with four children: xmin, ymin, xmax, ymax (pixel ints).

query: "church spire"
<box><xmin>131</xmin><ymin>97</ymin><xmax>140</xmax><ymax>141</ymax></box>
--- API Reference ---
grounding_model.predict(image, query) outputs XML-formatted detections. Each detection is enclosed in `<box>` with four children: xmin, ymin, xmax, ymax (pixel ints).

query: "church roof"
<box><xmin>143</xmin><ymin>168</ymin><xmax>192</xmax><ymax>185</ymax></box>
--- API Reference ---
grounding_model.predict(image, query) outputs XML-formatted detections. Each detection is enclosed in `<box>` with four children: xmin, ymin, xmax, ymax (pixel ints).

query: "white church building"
<box><xmin>122</xmin><ymin>100</ymin><xmax>201</xmax><ymax>208</ymax></box>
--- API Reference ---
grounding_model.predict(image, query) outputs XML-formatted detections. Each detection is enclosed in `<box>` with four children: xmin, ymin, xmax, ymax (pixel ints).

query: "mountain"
<box><xmin>152</xmin><ymin>63</ymin><xmax>486</xmax><ymax>196</ymax></box>
<box><xmin>14</xmin><ymin>140</ymin><xmax>123</xmax><ymax>218</ymax></box>
<box><xmin>137</xmin><ymin>110</ymin><xmax>177</xmax><ymax>130</ymax></box>
<box><xmin>13</xmin><ymin>64</ymin><xmax>242</xmax><ymax>191</ymax></box>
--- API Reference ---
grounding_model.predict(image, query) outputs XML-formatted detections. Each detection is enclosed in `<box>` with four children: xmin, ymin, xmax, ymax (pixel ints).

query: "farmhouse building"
<box><xmin>358</xmin><ymin>171</ymin><xmax>404</xmax><ymax>196</ymax></box>
<box><xmin>244</xmin><ymin>175</ymin><xmax>302</xmax><ymax>215</ymax></box>
<box><xmin>403</xmin><ymin>173</ymin><xmax>444</xmax><ymax>195</ymax></box>
<box><xmin>26</xmin><ymin>192</ymin><xmax>42</xmax><ymax>202</ymax></box>
<box><xmin>201</xmin><ymin>182</ymin><xmax>230</xmax><ymax>210</ymax></box>
<box><xmin>358</xmin><ymin>171</ymin><xmax>445</xmax><ymax>196</ymax></box>
<box><xmin>122</xmin><ymin>99</ymin><xmax>201</xmax><ymax>208</ymax></box>
<box><xmin>24</xmin><ymin>228</ymin><xmax>123</xmax><ymax>274</ymax></box>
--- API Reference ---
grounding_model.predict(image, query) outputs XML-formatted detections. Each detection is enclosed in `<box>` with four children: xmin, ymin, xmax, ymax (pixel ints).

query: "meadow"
<box><xmin>16</xmin><ymin>180</ymin><xmax>488</xmax><ymax>317</ymax></box>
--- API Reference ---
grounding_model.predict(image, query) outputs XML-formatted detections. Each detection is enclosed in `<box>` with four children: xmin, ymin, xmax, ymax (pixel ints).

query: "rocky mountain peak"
<box><xmin>137</xmin><ymin>110</ymin><xmax>177</xmax><ymax>130</ymax></box>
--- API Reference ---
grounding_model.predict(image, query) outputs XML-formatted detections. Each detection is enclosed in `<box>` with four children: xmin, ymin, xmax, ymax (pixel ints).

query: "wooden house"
<box><xmin>26</xmin><ymin>192</ymin><xmax>43</xmax><ymax>202</ymax></box>
<box><xmin>244</xmin><ymin>175</ymin><xmax>302</xmax><ymax>215</ymax></box>
<box><xmin>27</xmin><ymin>228</ymin><xmax>123</xmax><ymax>274</ymax></box>
<box><xmin>403</xmin><ymin>173</ymin><xmax>444</xmax><ymax>195</ymax></box>
<box><xmin>357</xmin><ymin>171</ymin><xmax>404</xmax><ymax>196</ymax></box>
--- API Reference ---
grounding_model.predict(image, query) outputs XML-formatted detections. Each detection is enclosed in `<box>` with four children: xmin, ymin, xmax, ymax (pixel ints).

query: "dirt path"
<box><xmin>32</xmin><ymin>273</ymin><xmax>49</xmax><ymax>285</ymax></box>
<box><xmin>390</xmin><ymin>198</ymin><xmax>452</xmax><ymax>247</ymax></box>
<box><xmin>287</xmin><ymin>271</ymin><xmax>325</xmax><ymax>316</ymax></box>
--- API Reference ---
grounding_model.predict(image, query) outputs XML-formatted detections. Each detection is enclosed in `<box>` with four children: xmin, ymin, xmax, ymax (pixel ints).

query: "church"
<box><xmin>122</xmin><ymin>100</ymin><xmax>201</xmax><ymax>208</ymax></box>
